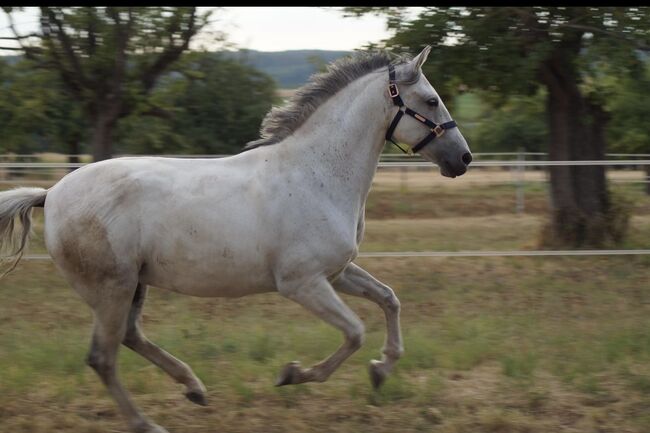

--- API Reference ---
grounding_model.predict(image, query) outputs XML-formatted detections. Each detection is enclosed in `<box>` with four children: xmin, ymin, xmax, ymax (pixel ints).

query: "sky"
<box><xmin>0</xmin><ymin>7</ymin><xmax>403</xmax><ymax>54</ymax></box>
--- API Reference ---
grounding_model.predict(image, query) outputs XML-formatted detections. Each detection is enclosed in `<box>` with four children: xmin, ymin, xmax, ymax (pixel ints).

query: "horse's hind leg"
<box><xmin>85</xmin><ymin>281</ymin><xmax>169</xmax><ymax>433</ymax></box>
<box><xmin>276</xmin><ymin>277</ymin><xmax>365</xmax><ymax>385</ymax></box>
<box><xmin>123</xmin><ymin>283</ymin><xmax>207</xmax><ymax>405</ymax></box>
<box><xmin>332</xmin><ymin>263</ymin><xmax>403</xmax><ymax>389</ymax></box>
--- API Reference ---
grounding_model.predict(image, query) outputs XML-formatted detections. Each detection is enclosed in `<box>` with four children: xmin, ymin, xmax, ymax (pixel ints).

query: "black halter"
<box><xmin>385</xmin><ymin>65</ymin><xmax>457</xmax><ymax>154</ymax></box>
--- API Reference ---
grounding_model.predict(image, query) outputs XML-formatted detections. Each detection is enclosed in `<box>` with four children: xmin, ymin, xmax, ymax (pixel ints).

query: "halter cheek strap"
<box><xmin>385</xmin><ymin>65</ymin><xmax>457</xmax><ymax>154</ymax></box>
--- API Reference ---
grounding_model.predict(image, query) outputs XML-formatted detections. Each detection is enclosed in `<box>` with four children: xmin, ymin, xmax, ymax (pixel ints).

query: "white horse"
<box><xmin>0</xmin><ymin>46</ymin><xmax>471</xmax><ymax>433</ymax></box>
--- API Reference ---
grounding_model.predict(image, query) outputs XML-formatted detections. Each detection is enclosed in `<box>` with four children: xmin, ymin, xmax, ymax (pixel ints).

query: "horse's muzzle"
<box><xmin>440</xmin><ymin>152</ymin><xmax>471</xmax><ymax>178</ymax></box>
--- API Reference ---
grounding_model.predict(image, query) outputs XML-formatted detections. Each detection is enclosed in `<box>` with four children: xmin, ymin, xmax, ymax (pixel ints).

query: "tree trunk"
<box><xmin>90</xmin><ymin>111</ymin><xmax>118</xmax><ymax>162</ymax></box>
<box><xmin>540</xmin><ymin>42</ymin><xmax>626</xmax><ymax>248</ymax></box>
<box><xmin>67</xmin><ymin>137</ymin><xmax>80</xmax><ymax>173</ymax></box>
<box><xmin>645</xmin><ymin>165</ymin><xmax>650</xmax><ymax>195</ymax></box>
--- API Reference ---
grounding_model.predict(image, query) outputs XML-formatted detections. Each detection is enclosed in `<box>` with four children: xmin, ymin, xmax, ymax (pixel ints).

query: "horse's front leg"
<box><xmin>275</xmin><ymin>276</ymin><xmax>365</xmax><ymax>386</ymax></box>
<box><xmin>332</xmin><ymin>262</ymin><xmax>403</xmax><ymax>389</ymax></box>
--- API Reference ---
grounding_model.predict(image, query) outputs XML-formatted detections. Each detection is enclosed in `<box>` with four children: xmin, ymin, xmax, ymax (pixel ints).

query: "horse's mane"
<box><xmin>242</xmin><ymin>50</ymin><xmax>415</xmax><ymax>152</ymax></box>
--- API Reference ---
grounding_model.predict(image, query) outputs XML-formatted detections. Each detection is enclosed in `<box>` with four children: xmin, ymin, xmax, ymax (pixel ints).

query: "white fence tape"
<box><xmin>2</xmin><ymin>160</ymin><xmax>650</xmax><ymax>169</ymax></box>
<box><xmin>17</xmin><ymin>250</ymin><xmax>650</xmax><ymax>261</ymax></box>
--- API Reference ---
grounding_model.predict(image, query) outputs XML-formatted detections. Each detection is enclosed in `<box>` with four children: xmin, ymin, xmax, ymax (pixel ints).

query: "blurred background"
<box><xmin>0</xmin><ymin>7</ymin><xmax>649</xmax><ymax>433</ymax></box>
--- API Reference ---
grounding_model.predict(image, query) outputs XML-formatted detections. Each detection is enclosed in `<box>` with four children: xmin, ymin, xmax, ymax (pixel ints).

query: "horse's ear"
<box><xmin>412</xmin><ymin>45</ymin><xmax>432</xmax><ymax>71</ymax></box>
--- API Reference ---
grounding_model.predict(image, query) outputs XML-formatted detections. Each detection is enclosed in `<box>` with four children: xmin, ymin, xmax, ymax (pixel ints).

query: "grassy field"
<box><xmin>1</xmin><ymin>170</ymin><xmax>650</xmax><ymax>433</ymax></box>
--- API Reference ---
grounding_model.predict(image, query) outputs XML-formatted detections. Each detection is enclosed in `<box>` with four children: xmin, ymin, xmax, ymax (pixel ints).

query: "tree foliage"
<box><xmin>1</xmin><ymin>7</ymin><xmax>209</xmax><ymax>160</ymax></box>
<box><xmin>347</xmin><ymin>7</ymin><xmax>648</xmax><ymax>100</ymax></box>
<box><xmin>115</xmin><ymin>52</ymin><xmax>278</xmax><ymax>155</ymax></box>
<box><xmin>605</xmin><ymin>61</ymin><xmax>650</xmax><ymax>154</ymax></box>
<box><xmin>0</xmin><ymin>52</ymin><xmax>278</xmax><ymax>157</ymax></box>
<box><xmin>0</xmin><ymin>57</ymin><xmax>84</xmax><ymax>156</ymax></box>
<box><xmin>472</xmin><ymin>92</ymin><xmax>548</xmax><ymax>154</ymax></box>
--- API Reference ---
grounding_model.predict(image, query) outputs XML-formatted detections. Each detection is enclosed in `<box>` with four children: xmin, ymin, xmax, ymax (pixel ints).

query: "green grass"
<box><xmin>501</xmin><ymin>351</ymin><xmax>539</xmax><ymax>381</ymax></box>
<box><xmin>2</xmin><ymin>253</ymin><xmax>650</xmax><ymax>432</ymax></box>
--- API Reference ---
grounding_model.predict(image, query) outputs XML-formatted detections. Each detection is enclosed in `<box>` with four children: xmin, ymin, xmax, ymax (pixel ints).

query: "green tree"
<box><xmin>115</xmin><ymin>52</ymin><xmax>277</xmax><ymax>155</ymax></box>
<box><xmin>605</xmin><ymin>60</ymin><xmax>650</xmax><ymax>193</ymax></box>
<box><xmin>1</xmin><ymin>7</ymin><xmax>209</xmax><ymax>161</ymax></box>
<box><xmin>471</xmin><ymin>92</ymin><xmax>548</xmax><ymax>154</ymax></box>
<box><xmin>347</xmin><ymin>7</ymin><xmax>649</xmax><ymax>247</ymax></box>
<box><xmin>0</xmin><ymin>57</ymin><xmax>85</xmax><ymax>160</ymax></box>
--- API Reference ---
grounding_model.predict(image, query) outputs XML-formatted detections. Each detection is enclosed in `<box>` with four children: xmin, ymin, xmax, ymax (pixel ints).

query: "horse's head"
<box><xmin>387</xmin><ymin>46</ymin><xmax>472</xmax><ymax>178</ymax></box>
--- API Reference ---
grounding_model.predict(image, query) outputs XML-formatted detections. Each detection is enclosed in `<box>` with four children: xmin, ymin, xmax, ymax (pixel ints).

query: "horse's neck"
<box><xmin>279</xmin><ymin>73</ymin><xmax>390</xmax><ymax>209</ymax></box>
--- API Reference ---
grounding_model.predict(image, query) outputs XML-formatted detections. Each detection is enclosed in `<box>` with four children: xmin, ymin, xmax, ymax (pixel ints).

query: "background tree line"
<box><xmin>0</xmin><ymin>50</ymin><xmax>277</xmax><ymax>158</ymax></box>
<box><xmin>0</xmin><ymin>7</ymin><xmax>278</xmax><ymax>161</ymax></box>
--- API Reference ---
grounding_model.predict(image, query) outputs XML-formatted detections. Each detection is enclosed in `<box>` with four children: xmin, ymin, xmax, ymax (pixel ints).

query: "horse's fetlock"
<box><xmin>384</xmin><ymin>294</ymin><xmax>400</xmax><ymax>313</ymax></box>
<box><xmin>313</xmin><ymin>371</ymin><xmax>329</xmax><ymax>383</ymax></box>
<box><xmin>177</xmin><ymin>368</ymin><xmax>196</xmax><ymax>386</ymax></box>
<box><xmin>384</xmin><ymin>346</ymin><xmax>404</xmax><ymax>360</ymax></box>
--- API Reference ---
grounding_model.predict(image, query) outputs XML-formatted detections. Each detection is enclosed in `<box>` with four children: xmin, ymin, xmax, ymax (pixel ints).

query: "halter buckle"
<box><xmin>433</xmin><ymin>125</ymin><xmax>445</xmax><ymax>137</ymax></box>
<box><xmin>388</xmin><ymin>83</ymin><xmax>399</xmax><ymax>98</ymax></box>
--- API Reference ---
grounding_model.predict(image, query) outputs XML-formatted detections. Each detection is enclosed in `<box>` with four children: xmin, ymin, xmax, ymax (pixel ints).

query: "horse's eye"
<box><xmin>427</xmin><ymin>98</ymin><xmax>439</xmax><ymax>107</ymax></box>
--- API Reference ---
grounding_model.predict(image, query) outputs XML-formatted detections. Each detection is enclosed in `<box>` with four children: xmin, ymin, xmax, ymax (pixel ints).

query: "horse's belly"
<box><xmin>138</xmin><ymin>198</ymin><xmax>278</xmax><ymax>297</ymax></box>
<box><xmin>139</xmin><ymin>231</ymin><xmax>277</xmax><ymax>297</ymax></box>
<box><xmin>141</xmin><ymin>258</ymin><xmax>276</xmax><ymax>297</ymax></box>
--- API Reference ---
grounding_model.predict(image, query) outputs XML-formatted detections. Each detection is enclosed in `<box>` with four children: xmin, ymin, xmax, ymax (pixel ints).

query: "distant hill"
<box><xmin>220</xmin><ymin>49</ymin><xmax>352</xmax><ymax>89</ymax></box>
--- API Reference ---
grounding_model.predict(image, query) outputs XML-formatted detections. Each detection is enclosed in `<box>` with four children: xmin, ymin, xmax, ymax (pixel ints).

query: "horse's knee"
<box><xmin>347</xmin><ymin>323</ymin><xmax>365</xmax><ymax>350</ymax></box>
<box><xmin>383</xmin><ymin>293</ymin><xmax>400</xmax><ymax>314</ymax></box>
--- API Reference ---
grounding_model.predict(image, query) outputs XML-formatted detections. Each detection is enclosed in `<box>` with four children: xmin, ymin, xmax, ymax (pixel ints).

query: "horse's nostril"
<box><xmin>462</xmin><ymin>152</ymin><xmax>472</xmax><ymax>166</ymax></box>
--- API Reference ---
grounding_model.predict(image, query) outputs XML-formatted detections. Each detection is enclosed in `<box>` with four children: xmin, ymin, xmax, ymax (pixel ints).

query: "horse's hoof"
<box><xmin>275</xmin><ymin>361</ymin><xmax>302</xmax><ymax>386</ymax></box>
<box><xmin>185</xmin><ymin>390</ymin><xmax>208</xmax><ymax>406</ymax></box>
<box><xmin>369</xmin><ymin>360</ymin><xmax>387</xmax><ymax>390</ymax></box>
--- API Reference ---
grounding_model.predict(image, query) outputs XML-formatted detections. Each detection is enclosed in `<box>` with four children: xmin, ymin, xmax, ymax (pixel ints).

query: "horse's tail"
<box><xmin>0</xmin><ymin>187</ymin><xmax>48</xmax><ymax>278</ymax></box>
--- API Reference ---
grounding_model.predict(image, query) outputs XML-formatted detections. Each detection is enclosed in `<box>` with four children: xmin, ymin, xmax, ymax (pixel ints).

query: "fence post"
<box><xmin>516</xmin><ymin>147</ymin><xmax>525</xmax><ymax>214</ymax></box>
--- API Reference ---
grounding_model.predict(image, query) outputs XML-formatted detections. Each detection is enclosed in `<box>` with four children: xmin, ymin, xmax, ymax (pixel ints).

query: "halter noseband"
<box><xmin>385</xmin><ymin>65</ymin><xmax>457</xmax><ymax>154</ymax></box>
